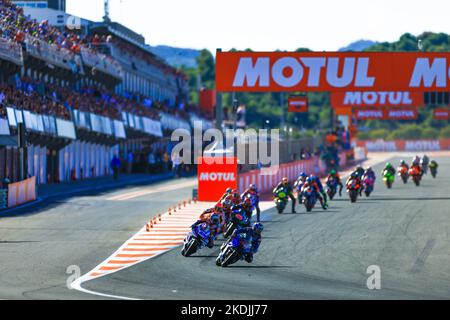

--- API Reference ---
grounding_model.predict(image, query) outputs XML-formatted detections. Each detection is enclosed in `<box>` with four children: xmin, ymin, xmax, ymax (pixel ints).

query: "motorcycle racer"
<box><xmin>241</xmin><ymin>184</ymin><xmax>261</xmax><ymax>222</ymax></box>
<box><xmin>326</xmin><ymin>169</ymin><xmax>343</xmax><ymax>197</ymax></box>
<box><xmin>309</xmin><ymin>175</ymin><xmax>329</xmax><ymax>208</ymax></box>
<box><xmin>191</xmin><ymin>211</ymin><xmax>221</xmax><ymax>248</ymax></box>
<box><xmin>301</xmin><ymin>177</ymin><xmax>328</xmax><ymax>210</ymax></box>
<box><xmin>274</xmin><ymin>177</ymin><xmax>296</xmax><ymax>213</ymax></box>
<box><xmin>226</xmin><ymin>223</ymin><xmax>264</xmax><ymax>263</ymax></box>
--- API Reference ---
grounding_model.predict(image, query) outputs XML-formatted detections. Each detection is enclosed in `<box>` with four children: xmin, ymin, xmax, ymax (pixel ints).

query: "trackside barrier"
<box><xmin>354</xmin><ymin>147</ymin><xmax>368</xmax><ymax>161</ymax></box>
<box><xmin>354</xmin><ymin>139</ymin><xmax>450</xmax><ymax>152</ymax></box>
<box><xmin>237</xmin><ymin>148</ymin><xmax>364</xmax><ymax>194</ymax></box>
<box><xmin>238</xmin><ymin>157</ymin><xmax>319</xmax><ymax>194</ymax></box>
<box><xmin>7</xmin><ymin>177</ymin><xmax>36</xmax><ymax>208</ymax></box>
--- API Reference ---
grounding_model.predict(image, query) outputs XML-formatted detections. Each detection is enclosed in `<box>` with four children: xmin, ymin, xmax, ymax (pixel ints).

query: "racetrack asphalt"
<box><xmin>83</xmin><ymin>153</ymin><xmax>450</xmax><ymax>300</ymax></box>
<box><xmin>0</xmin><ymin>152</ymin><xmax>449</xmax><ymax>299</ymax></box>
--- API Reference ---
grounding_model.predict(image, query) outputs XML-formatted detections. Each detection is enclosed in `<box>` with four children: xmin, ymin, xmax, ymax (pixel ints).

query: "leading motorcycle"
<box><xmin>216</xmin><ymin>232</ymin><xmax>252</xmax><ymax>267</ymax></box>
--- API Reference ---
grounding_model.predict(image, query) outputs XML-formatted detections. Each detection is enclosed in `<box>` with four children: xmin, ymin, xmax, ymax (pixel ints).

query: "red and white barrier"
<box><xmin>7</xmin><ymin>176</ymin><xmax>36</xmax><ymax>208</ymax></box>
<box><xmin>238</xmin><ymin>158</ymin><xmax>319</xmax><ymax>194</ymax></box>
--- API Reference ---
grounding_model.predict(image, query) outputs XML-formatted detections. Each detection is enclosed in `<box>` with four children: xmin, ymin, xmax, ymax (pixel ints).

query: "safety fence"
<box><xmin>0</xmin><ymin>37</ymin><xmax>23</xmax><ymax>65</ymax></box>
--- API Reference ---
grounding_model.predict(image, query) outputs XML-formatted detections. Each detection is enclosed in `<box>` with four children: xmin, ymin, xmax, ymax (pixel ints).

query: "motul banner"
<box><xmin>197</xmin><ymin>157</ymin><xmax>237</xmax><ymax>202</ymax></box>
<box><xmin>330</xmin><ymin>91</ymin><xmax>424</xmax><ymax>108</ymax></box>
<box><xmin>354</xmin><ymin>108</ymin><xmax>418</xmax><ymax>120</ymax></box>
<box><xmin>355</xmin><ymin>139</ymin><xmax>450</xmax><ymax>151</ymax></box>
<box><xmin>288</xmin><ymin>96</ymin><xmax>308</xmax><ymax>113</ymax></box>
<box><xmin>216</xmin><ymin>52</ymin><xmax>450</xmax><ymax>92</ymax></box>
<box><xmin>385</xmin><ymin>108</ymin><xmax>418</xmax><ymax>119</ymax></box>
<box><xmin>433</xmin><ymin>108</ymin><xmax>450</xmax><ymax>120</ymax></box>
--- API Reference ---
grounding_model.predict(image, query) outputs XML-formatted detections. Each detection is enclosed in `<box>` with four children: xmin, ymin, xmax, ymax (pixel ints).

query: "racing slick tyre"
<box><xmin>183</xmin><ymin>238</ymin><xmax>199</xmax><ymax>257</ymax></box>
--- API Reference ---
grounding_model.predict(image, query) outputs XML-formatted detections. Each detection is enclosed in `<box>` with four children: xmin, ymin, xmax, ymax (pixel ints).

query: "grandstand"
<box><xmin>0</xmin><ymin>0</ymin><xmax>212</xmax><ymax>186</ymax></box>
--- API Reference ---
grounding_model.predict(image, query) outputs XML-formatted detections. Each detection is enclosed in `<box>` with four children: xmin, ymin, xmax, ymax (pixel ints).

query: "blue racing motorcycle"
<box><xmin>181</xmin><ymin>223</ymin><xmax>211</xmax><ymax>257</ymax></box>
<box><xmin>223</xmin><ymin>207</ymin><xmax>251</xmax><ymax>239</ymax></box>
<box><xmin>302</xmin><ymin>184</ymin><xmax>318</xmax><ymax>212</ymax></box>
<box><xmin>216</xmin><ymin>232</ymin><xmax>252</xmax><ymax>267</ymax></box>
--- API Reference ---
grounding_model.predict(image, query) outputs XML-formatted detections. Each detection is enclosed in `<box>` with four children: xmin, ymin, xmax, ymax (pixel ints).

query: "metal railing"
<box><xmin>0</xmin><ymin>37</ymin><xmax>23</xmax><ymax>65</ymax></box>
<box><xmin>80</xmin><ymin>47</ymin><xmax>123</xmax><ymax>79</ymax></box>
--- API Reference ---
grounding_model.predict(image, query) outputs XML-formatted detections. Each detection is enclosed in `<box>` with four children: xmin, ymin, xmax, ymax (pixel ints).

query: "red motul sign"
<box><xmin>354</xmin><ymin>108</ymin><xmax>418</xmax><ymax>120</ymax></box>
<box><xmin>433</xmin><ymin>108</ymin><xmax>450</xmax><ymax>120</ymax></box>
<box><xmin>330</xmin><ymin>91</ymin><xmax>424</xmax><ymax>108</ymax></box>
<box><xmin>197</xmin><ymin>157</ymin><xmax>237</xmax><ymax>202</ymax></box>
<box><xmin>216</xmin><ymin>52</ymin><xmax>450</xmax><ymax>92</ymax></box>
<box><xmin>288</xmin><ymin>96</ymin><xmax>308</xmax><ymax>113</ymax></box>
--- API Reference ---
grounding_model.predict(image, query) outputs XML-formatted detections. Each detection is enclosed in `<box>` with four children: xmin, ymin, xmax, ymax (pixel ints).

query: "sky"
<box><xmin>66</xmin><ymin>0</ymin><xmax>450</xmax><ymax>53</ymax></box>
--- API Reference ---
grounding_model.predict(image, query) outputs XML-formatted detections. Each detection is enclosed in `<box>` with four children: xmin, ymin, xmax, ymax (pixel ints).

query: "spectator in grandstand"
<box><xmin>126</xmin><ymin>151</ymin><xmax>134</xmax><ymax>174</ymax></box>
<box><xmin>110</xmin><ymin>155</ymin><xmax>121</xmax><ymax>180</ymax></box>
<box><xmin>162</xmin><ymin>151</ymin><xmax>170</xmax><ymax>173</ymax></box>
<box><xmin>147</xmin><ymin>150</ymin><xmax>156</xmax><ymax>173</ymax></box>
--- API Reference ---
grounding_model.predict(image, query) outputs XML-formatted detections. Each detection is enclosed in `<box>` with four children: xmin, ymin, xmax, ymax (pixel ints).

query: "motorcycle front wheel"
<box><xmin>183</xmin><ymin>238</ymin><xmax>199</xmax><ymax>257</ymax></box>
<box><xmin>221</xmin><ymin>248</ymin><xmax>241</xmax><ymax>267</ymax></box>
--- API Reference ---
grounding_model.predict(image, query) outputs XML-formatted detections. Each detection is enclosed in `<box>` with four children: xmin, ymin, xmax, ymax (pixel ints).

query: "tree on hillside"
<box><xmin>196</xmin><ymin>49</ymin><xmax>215</xmax><ymax>89</ymax></box>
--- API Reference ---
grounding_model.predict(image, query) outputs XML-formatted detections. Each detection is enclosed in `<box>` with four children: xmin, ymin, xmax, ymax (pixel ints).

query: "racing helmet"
<box><xmin>350</xmin><ymin>172</ymin><xmax>358</xmax><ymax>178</ymax></box>
<box><xmin>226</xmin><ymin>187</ymin><xmax>232</xmax><ymax>194</ymax></box>
<box><xmin>209</xmin><ymin>213</ymin><xmax>220</xmax><ymax>224</ymax></box>
<box><xmin>299</xmin><ymin>172</ymin><xmax>307</xmax><ymax>179</ymax></box>
<box><xmin>330</xmin><ymin>169</ymin><xmax>336</xmax><ymax>176</ymax></box>
<box><xmin>282</xmin><ymin>177</ymin><xmax>289</xmax><ymax>184</ymax></box>
<box><xmin>400</xmin><ymin>160</ymin><xmax>406</xmax><ymax>166</ymax></box>
<box><xmin>253</xmin><ymin>223</ymin><xmax>264</xmax><ymax>234</ymax></box>
<box><xmin>386</xmin><ymin>162</ymin><xmax>392</xmax><ymax>168</ymax></box>
<box><xmin>214</xmin><ymin>202</ymin><xmax>224</xmax><ymax>213</ymax></box>
<box><xmin>306</xmin><ymin>177</ymin><xmax>312</xmax><ymax>184</ymax></box>
<box><xmin>249</xmin><ymin>184</ymin><xmax>257</xmax><ymax>191</ymax></box>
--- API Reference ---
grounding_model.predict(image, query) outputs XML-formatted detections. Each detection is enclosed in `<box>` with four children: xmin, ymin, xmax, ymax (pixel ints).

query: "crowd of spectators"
<box><xmin>0</xmin><ymin>0</ymin><xmax>210</xmax><ymax>127</ymax></box>
<box><xmin>0</xmin><ymin>79</ymin><xmax>71</xmax><ymax>119</ymax></box>
<box><xmin>1</xmin><ymin>0</ymin><xmax>103</xmax><ymax>57</ymax></box>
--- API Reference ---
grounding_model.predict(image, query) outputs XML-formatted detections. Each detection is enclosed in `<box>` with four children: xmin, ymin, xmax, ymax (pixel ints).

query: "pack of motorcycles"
<box><xmin>182</xmin><ymin>161</ymin><xmax>438</xmax><ymax>267</ymax></box>
<box><xmin>181</xmin><ymin>193</ymin><xmax>257</xmax><ymax>268</ymax></box>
